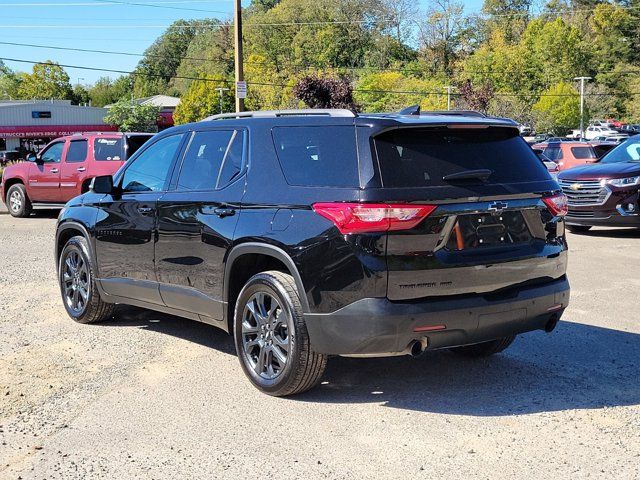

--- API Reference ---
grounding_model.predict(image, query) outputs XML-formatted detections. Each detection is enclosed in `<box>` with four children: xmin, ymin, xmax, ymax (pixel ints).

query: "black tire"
<box><xmin>6</xmin><ymin>183</ymin><xmax>32</xmax><ymax>218</ymax></box>
<box><xmin>58</xmin><ymin>235</ymin><xmax>115</xmax><ymax>324</ymax></box>
<box><xmin>566</xmin><ymin>225</ymin><xmax>592</xmax><ymax>233</ymax></box>
<box><xmin>450</xmin><ymin>335</ymin><xmax>516</xmax><ymax>357</ymax></box>
<box><xmin>233</xmin><ymin>270</ymin><xmax>327</xmax><ymax>396</ymax></box>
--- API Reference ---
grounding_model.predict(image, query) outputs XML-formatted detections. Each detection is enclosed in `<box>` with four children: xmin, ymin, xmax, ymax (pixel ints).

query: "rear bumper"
<box><xmin>304</xmin><ymin>276</ymin><xmax>570</xmax><ymax>355</ymax></box>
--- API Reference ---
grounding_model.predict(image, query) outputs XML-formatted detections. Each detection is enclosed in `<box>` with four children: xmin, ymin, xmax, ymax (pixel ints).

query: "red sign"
<box><xmin>0</xmin><ymin>124</ymin><xmax>118</xmax><ymax>138</ymax></box>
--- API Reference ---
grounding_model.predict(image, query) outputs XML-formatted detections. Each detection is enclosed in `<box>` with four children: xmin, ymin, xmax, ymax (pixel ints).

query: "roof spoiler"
<box><xmin>398</xmin><ymin>106</ymin><xmax>487</xmax><ymax>118</ymax></box>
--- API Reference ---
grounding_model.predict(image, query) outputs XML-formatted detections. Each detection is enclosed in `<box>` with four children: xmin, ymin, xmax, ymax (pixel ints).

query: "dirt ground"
<box><xmin>0</xmin><ymin>208</ymin><xmax>639</xmax><ymax>479</ymax></box>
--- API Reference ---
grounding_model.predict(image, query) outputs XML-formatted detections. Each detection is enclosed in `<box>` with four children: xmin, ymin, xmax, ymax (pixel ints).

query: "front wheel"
<box><xmin>449</xmin><ymin>335</ymin><xmax>516</xmax><ymax>357</ymax></box>
<box><xmin>6</xmin><ymin>184</ymin><xmax>32</xmax><ymax>218</ymax></box>
<box><xmin>566</xmin><ymin>225</ymin><xmax>592</xmax><ymax>233</ymax></box>
<box><xmin>58</xmin><ymin>236</ymin><xmax>115</xmax><ymax>324</ymax></box>
<box><xmin>234</xmin><ymin>271</ymin><xmax>327</xmax><ymax>396</ymax></box>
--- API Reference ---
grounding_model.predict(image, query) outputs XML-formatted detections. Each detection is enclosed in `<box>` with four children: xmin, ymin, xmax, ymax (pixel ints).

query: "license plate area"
<box><xmin>446</xmin><ymin>210</ymin><xmax>533</xmax><ymax>250</ymax></box>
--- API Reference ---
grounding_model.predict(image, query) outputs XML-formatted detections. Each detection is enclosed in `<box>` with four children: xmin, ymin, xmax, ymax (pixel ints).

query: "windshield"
<box><xmin>601</xmin><ymin>138</ymin><xmax>640</xmax><ymax>163</ymax></box>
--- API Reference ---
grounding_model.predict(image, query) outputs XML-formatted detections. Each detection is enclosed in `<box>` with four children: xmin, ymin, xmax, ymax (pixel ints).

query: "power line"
<box><xmin>4</xmin><ymin>40</ymin><xmax>640</xmax><ymax>78</ymax></box>
<box><xmin>3</xmin><ymin>57</ymin><xmax>640</xmax><ymax>98</ymax></box>
<box><xmin>90</xmin><ymin>0</ymin><xmax>230</xmax><ymax>14</ymax></box>
<box><xmin>3</xmin><ymin>0</ymin><xmax>231</xmax><ymax>6</ymax></box>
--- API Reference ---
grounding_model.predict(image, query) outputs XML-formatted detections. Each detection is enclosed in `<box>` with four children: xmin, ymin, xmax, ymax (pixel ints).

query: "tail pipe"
<box><xmin>408</xmin><ymin>338</ymin><xmax>428</xmax><ymax>357</ymax></box>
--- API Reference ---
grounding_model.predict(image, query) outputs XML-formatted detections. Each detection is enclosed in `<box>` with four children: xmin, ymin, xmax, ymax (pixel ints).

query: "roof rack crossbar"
<box><xmin>418</xmin><ymin>110</ymin><xmax>487</xmax><ymax>118</ymax></box>
<box><xmin>202</xmin><ymin>109</ymin><xmax>357</xmax><ymax>121</ymax></box>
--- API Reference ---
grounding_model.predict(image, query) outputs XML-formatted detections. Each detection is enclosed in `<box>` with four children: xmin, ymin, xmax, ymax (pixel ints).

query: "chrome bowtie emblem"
<box><xmin>488</xmin><ymin>201</ymin><xmax>508</xmax><ymax>213</ymax></box>
<box><xmin>570</xmin><ymin>183</ymin><xmax>581</xmax><ymax>191</ymax></box>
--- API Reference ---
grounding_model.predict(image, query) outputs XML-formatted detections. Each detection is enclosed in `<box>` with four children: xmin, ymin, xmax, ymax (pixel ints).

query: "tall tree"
<box><xmin>293</xmin><ymin>74</ymin><xmax>358</xmax><ymax>110</ymax></box>
<box><xmin>17</xmin><ymin>61</ymin><xmax>72</xmax><ymax>100</ymax></box>
<box><xmin>532</xmin><ymin>82</ymin><xmax>581</xmax><ymax>135</ymax></box>
<box><xmin>0</xmin><ymin>61</ymin><xmax>20</xmax><ymax>100</ymax></box>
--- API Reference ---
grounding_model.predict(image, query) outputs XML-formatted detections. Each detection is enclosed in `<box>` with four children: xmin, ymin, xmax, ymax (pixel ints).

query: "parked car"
<box><xmin>1</xmin><ymin>132</ymin><xmax>152</xmax><ymax>217</ymax></box>
<box><xmin>54</xmin><ymin>108</ymin><xmax>570</xmax><ymax>396</ymax></box>
<box><xmin>532</xmin><ymin>141</ymin><xmax>598</xmax><ymax>170</ymax></box>
<box><xmin>532</xmin><ymin>148</ymin><xmax>560</xmax><ymax>179</ymax></box>
<box><xmin>585</xmin><ymin>125</ymin><xmax>618</xmax><ymax>140</ymax></box>
<box><xmin>558</xmin><ymin>135</ymin><xmax>640</xmax><ymax>232</ymax></box>
<box><xmin>619</xmin><ymin>124</ymin><xmax>640</xmax><ymax>135</ymax></box>
<box><xmin>0</xmin><ymin>150</ymin><xmax>21</xmax><ymax>166</ymax></box>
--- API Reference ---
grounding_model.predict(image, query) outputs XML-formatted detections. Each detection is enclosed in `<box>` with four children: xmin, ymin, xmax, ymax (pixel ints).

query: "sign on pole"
<box><xmin>236</xmin><ymin>81</ymin><xmax>247</xmax><ymax>99</ymax></box>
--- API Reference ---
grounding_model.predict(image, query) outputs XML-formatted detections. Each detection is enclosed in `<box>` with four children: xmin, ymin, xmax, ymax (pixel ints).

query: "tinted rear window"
<box><xmin>94</xmin><ymin>137</ymin><xmax>123</xmax><ymax>161</ymax></box>
<box><xmin>374</xmin><ymin>127</ymin><xmax>550</xmax><ymax>187</ymax></box>
<box><xmin>272</xmin><ymin>126</ymin><xmax>359</xmax><ymax>187</ymax></box>
<box><xmin>571</xmin><ymin>146</ymin><xmax>596</xmax><ymax>159</ymax></box>
<box><xmin>543</xmin><ymin>146</ymin><xmax>563</xmax><ymax>161</ymax></box>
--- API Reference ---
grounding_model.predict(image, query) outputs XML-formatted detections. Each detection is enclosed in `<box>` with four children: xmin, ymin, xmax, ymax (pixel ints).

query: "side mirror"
<box><xmin>26</xmin><ymin>153</ymin><xmax>37</xmax><ymax>162</ymax></box>
<box><xmin>90</xmin><ymin>175</ymin><xmax>114</xmax><ymax>194</ymax></box>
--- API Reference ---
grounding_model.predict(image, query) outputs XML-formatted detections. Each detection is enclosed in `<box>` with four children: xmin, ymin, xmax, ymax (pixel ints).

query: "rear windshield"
<box><xmin>94</xmin><ymin>137</ymin><xmax>123</xmax><ymax>161</ymax></box>
<box><xmin>571</xmin><ymin>146</ymin><xmax>596</xmax><ymax>159</ymax></box>
<box><xmin>272</xmin><ymin>126</ymin><xmax>359</xmax><ymax>187</ymax></box>
<box><xmin>374</xmin><ymin>127</ymin><xmax>550</xmax><ymax>188</ymax></box>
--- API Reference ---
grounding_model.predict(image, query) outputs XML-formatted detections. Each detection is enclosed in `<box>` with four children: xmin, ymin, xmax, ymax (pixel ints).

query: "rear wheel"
<box><xmin>234</xmin><ymin>271</ymin><xmax>327</xmax><ymax>396</ymax></box>
<box><xmin>566</xmin><ymin>225</ymin><xmax>592</xmax><ymax>233</ymax></box>
<box><xmin>58</xmin><ymin>236</ymin><xmax>115</xmax><ymax>324</ymax></box>
<box><xmin>450</xmin><ymin>335</ymin><xmax>516</xmax><ymax>357</ymax></box>
<box><xmin>6</xmin><ymin>184</ymin><xmax>32</xmax><ymax>218</ymax></box>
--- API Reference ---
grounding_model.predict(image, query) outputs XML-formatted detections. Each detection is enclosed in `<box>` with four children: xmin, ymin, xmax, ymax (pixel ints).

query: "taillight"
<box><xmin>542</xmin><ymin>194</ymin><xmax>568</xmax><ymax>217</ymax></box>
<box><xmin>313</xmin><ymin>203</ymin><xmax>437</xmax><ymax>234</ymax></box>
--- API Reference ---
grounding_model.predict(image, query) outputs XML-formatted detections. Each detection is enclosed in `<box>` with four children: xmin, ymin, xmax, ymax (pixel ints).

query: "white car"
<box><xmin>585</xmin><ymin>125</ymin><xmax>619</xmax><ymax>140</ymax></box>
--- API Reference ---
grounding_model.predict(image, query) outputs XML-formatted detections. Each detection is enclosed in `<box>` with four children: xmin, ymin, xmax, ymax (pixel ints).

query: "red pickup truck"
<box><xmin>1</xmin><ymin>132</ymin><xmax>152</xmax><ymax>217</ymax></box>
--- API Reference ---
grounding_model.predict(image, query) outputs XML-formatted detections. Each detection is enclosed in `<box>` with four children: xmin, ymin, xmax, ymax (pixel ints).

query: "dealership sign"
<box><xmin>0</xmin><ymin>124</ymin><xmax>118</xmax><ymax>138</ymax></box>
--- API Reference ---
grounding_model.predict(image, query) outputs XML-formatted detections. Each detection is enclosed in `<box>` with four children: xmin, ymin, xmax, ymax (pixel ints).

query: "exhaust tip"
<box><xmin>409</xmin><ymin>338</ymin><xmax>427</xmax><ymax>357</ymax></box>
<box><xmin>545</xmin><ymin>314</ymin><xmax>559</xmax><ymax>333</ymax></box>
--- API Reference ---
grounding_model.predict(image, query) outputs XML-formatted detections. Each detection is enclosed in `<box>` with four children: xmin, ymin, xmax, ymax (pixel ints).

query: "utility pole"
<box><xmin>234</xmin><ymin>0</ymin><xmax>244</xmax><ymax>113</ymax></box>
<box><xmin>215</xmin><ymin>87</ymin><xmax>230</xmax><ymax>114</ymax></box>
<box><xmin>444</xmin><ymin>86</ymin><xmax>454</xmax><ymax>111</ymax></box>
<box><xmin>575</xmin><ymin>76</ymin><xmax>591</xmax><ymax>140</ymax></box>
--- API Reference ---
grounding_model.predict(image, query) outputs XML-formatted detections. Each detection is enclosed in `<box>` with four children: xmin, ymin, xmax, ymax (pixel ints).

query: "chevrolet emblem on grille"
<box><xmin>570</xmin><ymin>183</ymin><xmax>582</xmax><ymax>191</ymax></box>
<box><xmin>488</xmin><ymin>201</ymin><xmax>508</xmax><ymax>212</ymax></box>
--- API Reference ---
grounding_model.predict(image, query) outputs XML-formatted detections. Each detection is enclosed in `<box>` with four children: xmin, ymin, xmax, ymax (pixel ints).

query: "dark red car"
<box><xmin>532</xmin><ymin>141</ymin><xmax>598</xmax><ymax>171</ymax></box>
<box><xmin>1</xmin><ymin>132</ymin><xmax>152</xmax><ymax>217</ymax></box>
<box><xmin>558</xmin><ymin>135</ymin><xmax>640</xmax><ymax>232</ymax></box>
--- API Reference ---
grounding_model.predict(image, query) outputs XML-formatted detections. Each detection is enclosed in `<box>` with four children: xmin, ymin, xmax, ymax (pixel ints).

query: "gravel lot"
<box><xmin>0</xmin><ymin>207</ymin><xmax>639</xmax><ymax>479</ymax></box>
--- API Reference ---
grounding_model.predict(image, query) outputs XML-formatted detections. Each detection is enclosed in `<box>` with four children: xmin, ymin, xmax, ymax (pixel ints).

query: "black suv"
<box><xmin>55</xmin><ymin>108</ymin><xmax>570</xmax><ymax>396</ymax></box>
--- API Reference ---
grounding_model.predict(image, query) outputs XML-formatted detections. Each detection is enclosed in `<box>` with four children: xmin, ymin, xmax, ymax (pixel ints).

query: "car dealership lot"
<box><xmin>0</xmin><ymin>211</ymin><xmax>639</xmax><ymax>479</ymax></box>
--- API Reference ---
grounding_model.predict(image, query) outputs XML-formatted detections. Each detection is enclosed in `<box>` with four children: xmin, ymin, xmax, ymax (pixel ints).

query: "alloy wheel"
<box><xmin>61</xmin><ymin>249</ymin><xmax>90</xmax><ymax>315</ymax></box>
<box><xmin>241</xmin><ymin>291</ymin><xmax>290</xmax><ymax>380</ymax></box>
<box><xmin>9</xmin><ymin>190</ymin><xmax>22</xmax><ymax>213</ymax></box>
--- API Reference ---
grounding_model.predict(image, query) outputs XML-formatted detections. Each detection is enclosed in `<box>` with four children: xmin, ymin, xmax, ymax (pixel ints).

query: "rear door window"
<box><xmin>176</xmin><ymin>130</ymin><xmax>244</xmax><ymax>191</ymax></box>
<box><xmin>65</xmin><ymin>139</ymin><xmax>88</xmax><ymax>163</ymax></box>
<box><xmin>271</xmin><ymin>126</ymin><xmax>359</xmax><ymax>187</ymax></box>
<box><xmin>374</xmin><ymin>127</ymin><xmax>549</xmax><ymax>187</ymax></box>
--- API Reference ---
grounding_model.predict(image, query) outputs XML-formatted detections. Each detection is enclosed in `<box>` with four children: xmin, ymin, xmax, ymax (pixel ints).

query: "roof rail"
<box><xmin>202</xmin><ymin>108</ymin><xmax>357</xmax><ymax>121</ymax></box>
<box><xmin>420</xmin><ymin>110</ymin><xmax>487</xmax><ymax>118</ymax></box>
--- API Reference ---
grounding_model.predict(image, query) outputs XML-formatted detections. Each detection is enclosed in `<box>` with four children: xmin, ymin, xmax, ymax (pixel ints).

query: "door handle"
<box><xmin>77</xmin><ymin>167</ymin><xmax>86</xmax><ymax>172</ymax></box>
<box><xmin>137</xmin><ymin>206</ymin><xmax>154</xmax><ymax>215</ymax></box>
<box><xmin>214</xmin><ymin>207</ymin><xmax>236</xmax><ymax>218</ymax></box>
<box><xmin>50</xmin><ymin>168</ymin><xmax>59</xmax><ymax>173</ymax></box>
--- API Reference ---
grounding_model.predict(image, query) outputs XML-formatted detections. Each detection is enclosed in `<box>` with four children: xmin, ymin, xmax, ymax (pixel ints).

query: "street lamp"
<box><xmin>574</xmin><ymin>76</ymin><xmax>591</xmax><ymax>140</ymax></box>
<box><xmin>215</xmin><ymin>87</ymin><xmax>230</xmax><ymax>114</ymax></box>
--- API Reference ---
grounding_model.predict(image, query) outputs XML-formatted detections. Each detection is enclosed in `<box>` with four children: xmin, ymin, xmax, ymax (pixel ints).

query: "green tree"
<box><xmin>133</xmin><ymin>19</ymin><xmax>220</xmax><ymax>97</ymax></box>
<box><xmin>89</xmin><ymin>76</ymin><xmax>133</xmax><ymax>107</ymax></box>
<box><xmin>173</xmin><ymin>76</ymin><xmax>234</xmax><ymax>124</ymax></box>
<box><xmin>354</xmin><ymin>72</ymin><xmax>447</xmax><ymax>112</ymax></box>
<box><xmin>104</xmin><ymin>100</ymin><xmax>159</xmax><ymax>132</ymax></box>
<box><xmin>16</xmin><ymin>61</ymin><xmax>72</xmax><ymax>100</ymax></box>
<box><xmin>532</xmin><ymin>82</ymin><xmax>582</xmax><ymax>135</ymax></box>
<box><xmin>0</xmin><ymin>61</ymin><xmax>21</xmax><ymax>100</ymax></box>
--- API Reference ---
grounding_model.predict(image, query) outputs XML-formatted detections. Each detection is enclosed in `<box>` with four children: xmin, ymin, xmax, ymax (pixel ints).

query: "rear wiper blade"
<box><xmin>442</xmin><ymin>169</ymin><xmax>493</xmax><ymax>182</ymax></box>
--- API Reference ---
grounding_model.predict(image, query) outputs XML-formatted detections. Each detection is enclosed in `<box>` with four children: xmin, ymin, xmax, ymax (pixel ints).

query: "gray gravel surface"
<box><xmin>0</xmin><ymin>209</ymin><xmax>639</xmax><ymax>479</ymax></box>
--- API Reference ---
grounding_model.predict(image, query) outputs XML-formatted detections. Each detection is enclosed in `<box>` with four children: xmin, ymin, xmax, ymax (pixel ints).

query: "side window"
<box><xmin>176</xmin><ymin>130</ymin><xmax>243</xmax><ymax>191</ymax></box>
<box><xmin>66</xmin><ymin>140</ymin><xmax>88</xmax><ymax>163</ymax></box>
<box><xmin>121</xmin><ymin>134</ymin><xmax>183</xmax><ymax>193</ymax></box>
<box><xmin>40</xmin><ymin>142</ymin><xmax>65</xmax><ymax>163</ymax></box>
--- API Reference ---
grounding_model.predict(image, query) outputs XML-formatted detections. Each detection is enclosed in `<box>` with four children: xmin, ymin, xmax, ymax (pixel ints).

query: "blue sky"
<box><xmin>0</xmin><ymin>0</ymin><xmax>484</xmax><ymax>85</ymax></box>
